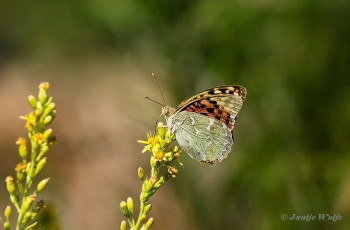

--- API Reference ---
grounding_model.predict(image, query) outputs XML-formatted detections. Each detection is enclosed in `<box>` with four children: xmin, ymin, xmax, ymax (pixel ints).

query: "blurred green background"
<box><xmin>1</xmin><ymin>0</ymin><xmax>350</xmax><ymax>229</ymax></box>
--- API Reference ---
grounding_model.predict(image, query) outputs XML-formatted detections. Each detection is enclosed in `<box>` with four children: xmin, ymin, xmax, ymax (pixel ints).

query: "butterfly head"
<box><xmin>162</xmin><ymin>105</ymin><xmax>175</xmax><ymax>117</ymax></box>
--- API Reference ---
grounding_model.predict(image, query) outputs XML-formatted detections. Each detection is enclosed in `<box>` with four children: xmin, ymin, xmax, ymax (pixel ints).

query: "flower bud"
<box><xmin>26</xmin><ymin>162</ymin><xmax>31</xmax><ymax>172</ymax></box>
<box><xmin>19</xmin><ymin>146</ymin><xmax>27</xmax><ymax>160</ymax></box>
<box><xmin>15</xmin><ymin>163</ymin><xmax>26</xmax><ymax>182</ymax></box>
<box><xmin>157</xmin><ymin>123</ymin><xmax>166</xmax><ymax>139</ymax></box>
<box><xmin>150</xmin><ymin>156</ymin><xmax>158</xmax><ymax>168</ymax></box>
<box><xmin>16</xmin><ymin>171</ymin><xmax>24</xmax><ymax>182</ymax></box>
<box><xmin>38</xmin><ymin>82</ymin><xmax>49</xmax><ymax>105</ymax></box>
<box><xmin>28</xmin><ymin>95</ymin><xmax>37</xmax><ymax>109</ymax></box>
<box><xmin>143</xmin><ymin>177</ymin><xmax>157</xmax><ymax>193</ymax></box>
<box><xmin>35</xmin><ymin>157</ymin><xmax>47</xmax><ymax>176</ymax></box>
<box><xmin>138</xmin><ymin>167</ymin><xmax>145</xmax><ymax>181</ymax></box>
<box><xmin>41</xmin><ymin>144</ymin><xmax>49</xmax><ymax>153</ymax></box>
<box><xmin>16</xmin><ymin>137</ymin><xmax>28</xmax><ymax>160</ymax></box>
<box><xmin>173</xmin><ymin>152</ymin><xmax>181</xmax><ymax>158</ymax></box>
<box><xmin>145</xmin><ymin>217</ymin><xmax>154</xmax><ymax>229</ymax></box>
<box><xmin>43</xmin><ymin>129</ymin><xmax>53</xmax><ymax>141</ymax></box>
<box><xmin>163</xmin><ymin>152</ymin><xmax>172</xmax><ymax>160</ymax></box>
<box><xmin>43</xmin><ymin>115</ymin><xmax>53</xmax><ymax>125</ymax></box>
<box><xmin>34</xmin><ymin>107</ymin><xmax>43</xmax><ymax>116</ymax></box>
<box><xmin>43</xmin><ymin>103</ymin><xmax>55</xmax><ymax>117</ymax></box>
<box><xmin>3</xmin><ymin>222</ymin><xmax>10</xmax><ymax>230</ymax></box>
<box><xmin>44</xmin><ymin>96</ymin><xmax>53</xmax><ymax>106</ymax></box>
<box><xmin>165</xmin><ymin>129</ymin><xmax>172</xmax><ymax>140</ymax></box>
<box><xmin>36</xmin><ymin>145</ymin><xmax>49</xmax><ymax>161</ymax></box>
<box><xmin>120</xmin><ymin>201</ymin><xmax>129</xmax><ymax>218</ymax></box>
<box><xmin>4</xmin><ymin>205</ymin><xmax>11</xmax><ymax>221</ymax></box>
<box><xmin>153</xmin><ymin>176</ymin><xmax>164</xmax><ymax>189</ymax></box>
<box><xmin>144</xmin><ymin>204</ymin><xmax>152</xmax><ymax>215</ymax></box>
<box><xmin>22</xmin><ymin>211</ymin><xmax>31</xmax><ymax>224</ymax></box>
<box><xmin>22</xmin><ymin>195</ymin><xmax>36</xmax><ymax>214</ymax></box>
<box><xmin>36</xmin><ymin>178</ymin><xmax>50</xmax><ymax>194</ymax></box>
<box><xmin>126</xmin><ymin>197</ymin><xmax>133</xmax><ymax>214</ymax></box>
<box><xmin>120</xmin><ymin>220</ymin><xmax>127</xmax><ymax>230</ymax></box>
<box><xmin>5</xmin><ymin>176</ymin><xmax>15</xmax><ymax>194</ymax></box>
<box><xmin>39</xmin><ymin>82</ymin><xmax>50</xmax><ymax>90</ymax></box>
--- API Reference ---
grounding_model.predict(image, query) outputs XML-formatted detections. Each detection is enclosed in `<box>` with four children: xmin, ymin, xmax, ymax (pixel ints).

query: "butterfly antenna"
<box><xmin>152</xmin><ymin>73</ymin><xmax>167</xmax><ymax>105</ymax></box>
<box><xmin>145</xmin><ymin>96</ymin><xmax>165</xmax><ymax>107</ymax></box>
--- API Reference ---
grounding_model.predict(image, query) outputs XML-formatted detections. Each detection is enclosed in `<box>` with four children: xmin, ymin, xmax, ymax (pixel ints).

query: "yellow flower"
<box><xmin>138</xmin><ymin>133</ymin><xmax>160</xmax><ymax>153</ymax></box>
<box><xmin>16</xmin><ymin>137</ymin><xmax>26</xmax><ymax>146</ymax></box>
<box><xmin>23</xmin><ymin>112</ymin><xmax>36</xmax><ymax>128</ymax></box>
<box><xmin>39</xmin><ymin>82</ymin><xmax>50</xmax><ymax>90</ymax></box>
<box><xmin>34</xmin><ymin>133</ymin><xmax>43</xmax><ymax>142</ymax></box>
<box><xmin>15</xmin><ymin>163</ymin><xmax>26</xmax><ymax>172</ymax></box>
<box><xmin>149</xmin><ymin>135</ymin><xmax>159</xmax><ymax>146</ymax></box>
<box><xmin>154</xmin><ymin>151</ymin><xmax>164</xmax><ymax>161</ymax></box>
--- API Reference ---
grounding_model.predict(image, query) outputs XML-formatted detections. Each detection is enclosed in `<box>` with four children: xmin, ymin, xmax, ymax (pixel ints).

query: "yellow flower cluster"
<box><xmin>3</xmin><ymin>82</ymin><xmax>56</xmax><ymax>230</ymax></box>
<box><xmin>138</xmin><ymin>122</ymin><xmax>181</xmax><ymax>165</ymax></box>
<box><xmin>121</xmin><ymin>123</ymin><xmax>182</xmax><ymax>230</ymax></box>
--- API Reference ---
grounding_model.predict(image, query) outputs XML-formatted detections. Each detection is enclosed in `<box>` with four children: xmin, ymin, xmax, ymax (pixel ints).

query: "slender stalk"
<box><xmin>134</xmin><ymin>201</ymin><xmax>145</xmax><ymax>229</ymax></box>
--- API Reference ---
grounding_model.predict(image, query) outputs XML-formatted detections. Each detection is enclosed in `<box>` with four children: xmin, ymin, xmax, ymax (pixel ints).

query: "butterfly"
<box><xmin>163</xmin><ymin>85</ymin><xmax>247</xmax><ymax>164</ymax></box>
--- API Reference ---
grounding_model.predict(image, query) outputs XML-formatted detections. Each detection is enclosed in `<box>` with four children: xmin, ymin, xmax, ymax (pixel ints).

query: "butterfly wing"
<box><xmin>171</xmin><ymin>111</ymin><xmax>233</xmax><ymax>164</ymax></box>
<box><xmin>172</xmin><ymin>86</ymin><xmax>246</xmax><ymax>131</ymax></box>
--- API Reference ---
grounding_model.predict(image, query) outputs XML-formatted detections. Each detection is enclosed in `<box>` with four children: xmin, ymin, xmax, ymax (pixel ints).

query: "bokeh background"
<box><xmin>1</xmin><ymin>0</ymin><xmax>350</xmax><ymax>229</ymax></box>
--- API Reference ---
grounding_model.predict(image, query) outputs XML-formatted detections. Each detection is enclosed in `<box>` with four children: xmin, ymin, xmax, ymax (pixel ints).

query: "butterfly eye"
<box><xmin>161</xmin><ymin>106</ymin><xmax>169</xmax><ymax>116</ymax></box>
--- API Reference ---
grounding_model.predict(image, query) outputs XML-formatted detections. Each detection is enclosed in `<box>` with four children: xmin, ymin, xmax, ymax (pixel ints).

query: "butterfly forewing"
<box><xmin>173</xmin><ymin>86</ymin><xmax>246</xmax><ymax>131</ymax></box>
<box><xmin>175</xmin><ymin>86</ymin><xmax>246</xmax><ymax>110</ymax></box>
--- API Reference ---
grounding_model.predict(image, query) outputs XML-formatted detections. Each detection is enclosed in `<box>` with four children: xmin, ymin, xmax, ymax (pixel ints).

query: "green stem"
<box><xmin>17</xmin><ymin>180</ymin><xmax>25</xmax><ymax>196</ymax></box>
<box><xmin>24</xmin><ymin>222</ymin><xmax>37</xmax><ymax>230</ymax></box>
<box><xmin>127</xmin><ymin>219</ymin><xmax>134</xmax><ymax>229</ymax></box>
<box><xmin>134</xmin><ymin>201</ymin><xmax>145</xmax><ymax>230</ymax></box>
<box><xmin>16</xmin><ymin>208</ymin><xmax>23</xmax><ymax>230</ymax></box>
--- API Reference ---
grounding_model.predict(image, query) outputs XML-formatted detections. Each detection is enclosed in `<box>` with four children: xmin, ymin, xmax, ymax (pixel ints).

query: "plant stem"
<box><xmin>134</xmin><ymin>201</ymin><xmax>145</xmax><ymax>229</ymax></box>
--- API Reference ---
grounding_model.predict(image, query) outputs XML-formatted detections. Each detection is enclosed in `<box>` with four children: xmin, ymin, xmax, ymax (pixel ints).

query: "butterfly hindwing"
<box><xmin>170</xmin><ymin>111</ymin><xmax>233</xmax><ymax>164</ymax></box>
<box><xmin>165</xmin><ymin>85</ymin><xmax>246</xmax><ymax>164</ymax></box>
